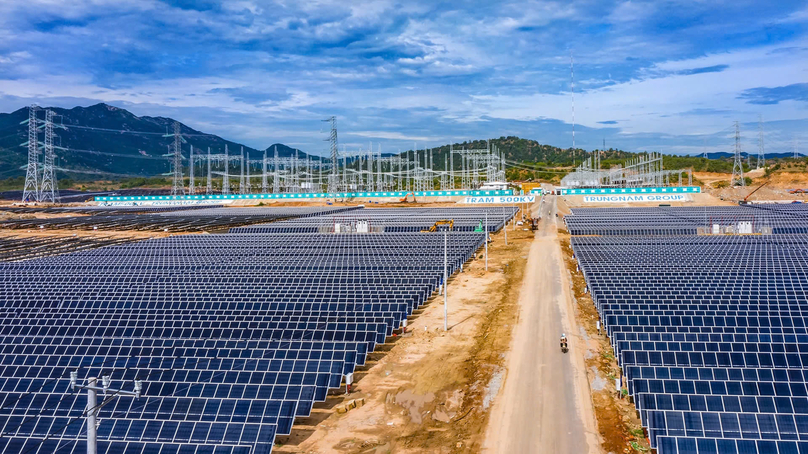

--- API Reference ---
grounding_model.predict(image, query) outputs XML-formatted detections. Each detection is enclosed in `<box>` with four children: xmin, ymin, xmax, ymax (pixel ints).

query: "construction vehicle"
<box><xmin>400</xmin><ymin>192</ymin><xmax>416</xmax><ymax>203</ymax></box>
<box><xmin>421</xmin><ymin>219</ymin><xmax>454</xmax><ymax>233</ymax></box>
<box><xmin>739</xmin><ymin>181</ymin><xmax>769</xmax><ymax>205</ymax></box>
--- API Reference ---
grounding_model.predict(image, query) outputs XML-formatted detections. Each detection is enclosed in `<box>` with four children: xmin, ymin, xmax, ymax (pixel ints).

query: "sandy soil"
<box><xmin>483</xmin><ymin>195</ymin><xmax>601</xmax><ymax>454</ymax></box>
<box><xmin>282</xmin><ymin>212</ymin><xmax>536</xmax><ymax>453</ymax></box>
<box><xmin>557</xmin><ymin>232</ymin><xmax>651</xmax><ymax>453</ymax></box>
<box><xmin>696</xmin><ymin>170</ymin><xmax>808</xmax><ymax>203</ymax></box>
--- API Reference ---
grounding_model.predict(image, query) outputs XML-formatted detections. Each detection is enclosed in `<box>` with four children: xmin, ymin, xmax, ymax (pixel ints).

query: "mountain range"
<box><xmin>0</xmin><ymin>103</ymin><xmax>312</xmax><ymax>180</ymax></box>
<box><xmin>1</xmin><ymin>103</ymin><xmax>786</xmax><ymax>183</ymax></box>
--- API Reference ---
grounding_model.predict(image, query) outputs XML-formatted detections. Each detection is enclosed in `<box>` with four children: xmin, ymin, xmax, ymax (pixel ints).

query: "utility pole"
<box><xmin>731</xmin><ymin>121</ymin><xmax>745</xmax><ymax>187</ymax></box>
<box><xmin>484</xmin><ymin>212</ymin><xmax>489</xmax><ymax>272</ymax></box>
<box><xmin>503</xmin><ymin>207</ymin><xmax>507</xmax><ymax>245</ymax></box>
<box><xmin>757</xmin><ymin>115</ymin><xmax>765</xmax><ymax>169</ymax></box>
<box><xmin>444</xmin><ymin>230</ymin><xmax>448</xmax><ymax>331</ymax></box>
<box><xmin>21</xmin><ymin>104</ymin><xmax>39</xmax><ymax>203</ymax></box>
<box><xmin>70</xmin><ymin>372</ymin><xmax>142</xmax><ymax>454</ymax></box>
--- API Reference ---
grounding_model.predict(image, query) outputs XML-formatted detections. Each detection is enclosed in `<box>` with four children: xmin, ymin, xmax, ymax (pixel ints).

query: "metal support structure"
<box><xmin>170</xmin><ymin>122</ymin><xmax>184</xmax><ymax>195</ymax></box>
<box><xmin>758</xmin><ymin>115</ymin><xmax>765</xmax><ymax>169</ymax></box>
<box><xmin>206</xmin><ymin>147</ymin><xmax>213</xmax><ymax>194</ymax></box>
<box><xmin>731</xmin><ymin>121</ymin><xmax>745</xmax><ymax>187</ymax></box>
<box><xmin>222</xmin><ymin>144</ymin><xmax>230</xmax><ymax>195</ymax></box>
<box><xmin>188</xmin><ymin>145</ymin><xmax>195</xmax><ymax>195</ymax></box>
<box><xmin>239</xmin><ymin>147</ymin><xmax>246</xmax><ymax>194</ymax></box>
<box><xmin>262</xmin><ymin>149</ymin><xmax>268</xmax><ymax>193</ymax></box>
<box><xmin>273</xmin><ymin>146</ymin><xmax>279</xmax><ymax>194</ymax></box>
<box><xmin>22</xmin><ymin>105</ymin><xmax>39</xmax><ymax>203</ymax></box>
<box><xmin>324</xmin><ymin>116</ymin><xmax>339</xmax><ymax>193</ymax></box>
<box><xmin>40</xmin><ymin>109</ymin><xmax>60</xmax><ymax>203</ymax></box>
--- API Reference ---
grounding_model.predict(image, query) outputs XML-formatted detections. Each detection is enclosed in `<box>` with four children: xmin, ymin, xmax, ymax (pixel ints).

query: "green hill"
<box><xmin>0</xmin><ymin>103</ymin><xmax>312</xmax><ymax>181</ymax></box>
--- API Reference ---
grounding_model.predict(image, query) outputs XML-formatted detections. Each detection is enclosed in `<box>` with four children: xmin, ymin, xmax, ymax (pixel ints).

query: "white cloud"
<box><xmin>349</xmin><ymin>131</ymin><xmax>438</xmax><ymax>141</ymax></box>
<box><xmin>466</xmin><ymin>40</ymin><xmax>808</xmax><ymax>139</ymax></box>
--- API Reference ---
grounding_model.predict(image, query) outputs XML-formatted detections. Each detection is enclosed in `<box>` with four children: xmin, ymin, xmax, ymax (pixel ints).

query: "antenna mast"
<box><xmin>570</xmin><ymin>52</ymin><xmax>575</xmax><ymax>166</ymax></box>
<box><xmin>757</xmin><ymin>115</ymin><xmax>765</xmax><ymax>169</ymax></box>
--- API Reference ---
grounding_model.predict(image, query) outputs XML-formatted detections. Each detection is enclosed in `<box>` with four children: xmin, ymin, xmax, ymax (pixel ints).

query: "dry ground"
<box><xmin>557</xmin><ymin>231</ymin><xmax>650</xmax><ymax>454</ymax></box>
<box><xmin>280</xmin><ymin>214</ymin><xmax>536</xmax><ymax>454</ymax></box>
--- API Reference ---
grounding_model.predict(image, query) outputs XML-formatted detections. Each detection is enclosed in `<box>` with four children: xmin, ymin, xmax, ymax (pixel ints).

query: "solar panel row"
<box><xmin>0</xmin><ymin>206</ymin><xmax>359</xmax><ymax>232</ymax></box>
<box><xmin>0</xmin><ymin>206</ymin><xmax>516</xmax><ymax>454</ymax></box>
<box><xmin>568</xmin><ymin>204</ymin><xmax>808</xmax><ymax>454</ymax></box>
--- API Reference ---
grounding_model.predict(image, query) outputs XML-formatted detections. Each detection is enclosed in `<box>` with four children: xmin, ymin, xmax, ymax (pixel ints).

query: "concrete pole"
<box><xmin>444</xmin><ymin>230</ymin><xmax>448</xmax><ymax>331</ymax></box>
<box><xmin>485</xmin><ymin>212</ymin><xmax>488</xmax><ymax>271</ymax></box>
<box><xmin>87</xmin><ymin>377</ymin><xmax>98</xmax><ymax>454</ymax></box>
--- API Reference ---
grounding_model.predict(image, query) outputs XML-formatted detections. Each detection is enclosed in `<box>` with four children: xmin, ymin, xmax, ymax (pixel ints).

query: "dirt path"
<box><xmin>483</xmin><ymin>195</ymin><xmax>601</xmax><ymax>454</ymax></box>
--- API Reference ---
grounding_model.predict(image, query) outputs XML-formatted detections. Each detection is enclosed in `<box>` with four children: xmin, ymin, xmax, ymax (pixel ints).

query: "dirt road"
<box><xmin>483</xmin><ymin>195</ymin><xmax>601</xmax><ymax>454</ymax></box>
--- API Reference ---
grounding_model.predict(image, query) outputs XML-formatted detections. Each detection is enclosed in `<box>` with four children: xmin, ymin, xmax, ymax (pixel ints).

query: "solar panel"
<box><xmin>569</xmin><ymin>205</ymin><xmax>808</xmax><ymax>453</ymax></box>
<box><xmin>0</xmin><ymin>206</ymin><xmax>517</xmax><ymax>453</ymax></box>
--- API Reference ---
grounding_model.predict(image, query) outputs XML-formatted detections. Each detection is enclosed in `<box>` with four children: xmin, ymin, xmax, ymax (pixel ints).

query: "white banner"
<box><xmin>583</xmin><ymin>194</ymin><xmax>691</xmax><ymax>203</ymax></box>
<box><xmin>461</xmin><ymin>195</ymin><xmax>536</xmax><ymax>204</ymax></box>
<box><xmin>98</xmin><ymin>200</ymin><xmax>234</xmax><ymax>207</ymax></box>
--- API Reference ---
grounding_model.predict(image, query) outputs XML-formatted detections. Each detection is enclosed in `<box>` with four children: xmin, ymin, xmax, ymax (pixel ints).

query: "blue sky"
<box><xmin>0</xmin><ymin>0</ymin><xmax>806</xmax><ymax>157</ymax></box>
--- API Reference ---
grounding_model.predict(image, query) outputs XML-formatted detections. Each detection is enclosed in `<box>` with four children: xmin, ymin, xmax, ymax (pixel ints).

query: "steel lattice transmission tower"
<box><xmin>206</xmin><ymin>147</ymin><xmax>213</xmax><ymax>194</ymax></box>
<box><xmin>324</xmin><ymin>116</ymin><xmax>339</xmax><ymax>193</ymax></box>
<box><xmin>758</xmin><ymin>115</ymin><xmax>765</xmax><ymax>169</ymax></box>
<box><xmin>731</xmin><ymin>121</ymin><xmax>745</xmax><ymax>187</ymax></box>
<box><xmin>40</xmin><ymin>109</ymin><xmax>59</xmax><ymax>203</ymax></box>
<box><xmin>261</xmin><ymin>149</ymin><xmax>268</xmax><ymax>193</ymax></box>
<box><xmin>167</xmin><ymin>122</ymin><xmax>185</xmax><ymax>195</ymax></box>
<box><xmin>188</xmin><ymin>145</ymin><xmax>195</xmax><ymax>195</ymax></box>
<box><xmin>22</xmin><ymin>105</ymin><xmax>40</xmax><ymax>203</ymax></box>
<box><xmin>222</xmin><ymin>144</ymin><xmax>230</xmax><ymax>195</ymax></box>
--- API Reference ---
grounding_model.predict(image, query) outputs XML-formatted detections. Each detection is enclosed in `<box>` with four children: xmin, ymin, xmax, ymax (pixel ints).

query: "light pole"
<box><xmin>70</xmin><ymin>372</ymin><xmax>143</xmax><ymax>454</ymax></box>
<box><xmin>484</xmin><ymin>211</ymin><xmax>488</xmax><ymax>271</ymax></box>
<box><xmin>444</xmin><ymin>229</ymin><xmax>448</xmax><ymax>331</ymax></box>
<box><xmin>503</xmin><ymin>206</ymin><xmax>507</xmax><ymax>245</ymax></box>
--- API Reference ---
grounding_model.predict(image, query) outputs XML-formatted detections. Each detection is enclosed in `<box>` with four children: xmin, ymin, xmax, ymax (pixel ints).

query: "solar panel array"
<box><xmin>570</xmin><ymin>206</ymin><xmax>808</xmax><ymax>453</ymax></box>
<box><xmin>565</xmin><ymin>204</ymin><xmax>808</xmax><ymax>235</ymax></box>
<box><xmin>0</xmin><ymin>235</ymin><xmax>135</xmax><ymax>262</ymax></box>
<box><xmin>0</xmin><ymin>206</ymin><xmax>358</xmax><ymax>232</ymax></box>
<box><xmin>0</xmin><ymin>206</ymin><xmax>513</xmax><ymax>453</ymax></box>
<box><xmin>231</xmin><ymin>207</ymin><xmax>519</xmax><ymax>233</ymax></box>
<box><xmin>0</xmin><ymin>206</ymin><xmax>224</xmax><ymax>216</ymax></box>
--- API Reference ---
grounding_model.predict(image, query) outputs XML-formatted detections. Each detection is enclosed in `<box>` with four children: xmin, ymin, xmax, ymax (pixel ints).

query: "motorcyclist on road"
<box><xmin>560</xmin><ymin>333</ymin><xmax>568</xmax><ymax>350</ymax></box>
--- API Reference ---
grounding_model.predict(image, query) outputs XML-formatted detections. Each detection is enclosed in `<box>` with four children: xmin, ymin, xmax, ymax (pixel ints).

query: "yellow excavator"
<box><xmin>421</xmin><ymin>219</ymin><xmax>454</xmax><ymax>232</ymax></box>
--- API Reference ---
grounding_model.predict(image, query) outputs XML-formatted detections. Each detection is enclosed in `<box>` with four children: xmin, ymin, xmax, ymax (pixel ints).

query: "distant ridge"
<box><xmin>0</xmin><ymin>103</ymin><xmax>315</xmax><ymax>179</ymax></box>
